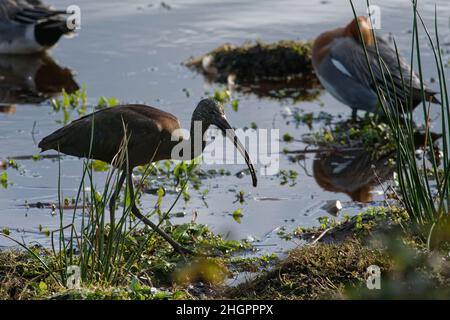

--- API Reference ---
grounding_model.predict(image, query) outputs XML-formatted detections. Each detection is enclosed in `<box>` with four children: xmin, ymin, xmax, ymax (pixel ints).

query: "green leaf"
<box><xmin>157</xmin><ymin>187</ymin><xmax>165</xmax><ymax>206</ymax></box>
<box><xmin>38</xmin><ymin>282</ymin><xmax>48</xmax><ymax>293</ymax></box>
<box><xmin>129</xmin><ymin>278</ymin><xmax>141</xmax><ymax>292</ymax></box>
<box><xmin>0</xmin><ymin>172</ymin><xmax>8</xmax><ymax>189</ymax></box>
<box><xmin>90</xmin><ymin>160</ymin><xmax>109</xmax><ymax>172</ymax></box>
<box><xmin>97</xmin><ymin>96</ymin><xmax>108</xmax><ymax>108</ymax></box>
<box><xmin>232</xmin><ymin>208</ymin><xmax>243</xmax><ymax>224</ymax></box>
<box><xmin>231</xmin><ymin>99</ymin><xmax>239</xmax><ymax>112</ymax></box>
<box><xmin>283</xmin><ymin>133</ymin><xmax>293</xmax><ymax>142</ymax></box>
<box><xmin>108</xmin><ymin>97</ymin><xmax>119</xmax><ymax>107</ymax></box>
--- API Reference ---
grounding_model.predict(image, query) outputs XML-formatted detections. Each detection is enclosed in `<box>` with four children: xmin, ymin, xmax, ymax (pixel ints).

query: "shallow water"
<box><xmin>0</xmin><ymin>0</ymin><xmax>449</xmax><ymax>250</ymax></box>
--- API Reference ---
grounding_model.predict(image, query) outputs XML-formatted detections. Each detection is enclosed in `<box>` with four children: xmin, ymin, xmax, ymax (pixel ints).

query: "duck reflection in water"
<box><xmin>312</xmin><ymin>131</ymin><xmax>442</xmax><ymax>203</ymax></box>
<box><xmin>313</xmin><ymin>149</ymin><xmax>394</xmax><ymax>203</ymax></box>
<box><xmin>0</xmin><ymin>53</ymin><xmax>78</xmax><ymax>106</ymax></box>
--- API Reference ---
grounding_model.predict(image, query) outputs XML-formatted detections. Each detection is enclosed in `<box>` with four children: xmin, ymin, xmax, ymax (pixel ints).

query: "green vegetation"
<box><xmin>2</xmin><ymin>1</ymin><xmax>450</xmax><ymax>301</ymax></box>
<box><xmin>0</xmin><ymin>172</ymin><xmax>8</xmax><ymax>188</ymax></box>
<box><xmin>227</xmin><ymin>239</ymin><xmax>390</xmax><ymax>299</ymax></box>
<box><xmin>210</xmin><ymin>88</ymin><xmax>240</xmax><ymax>113</ymax></box>
<box><xmin>226</xmin><ymin>204</ymin><xmax>450</xmax><ymax>299</ymax></box>
<box><xmin>278</xmin><ymin>169</ymin><xmax>298</xmax><ymax>186</ymax></box>
<box><xmin>226</xmin><ymin>234</ymin><xmax>450</xmax><ymax>299</ymax></box>
<box><xmin>349</xmin><ymin>0</ymin><xmax>450</xmax><ymax>246</ymax></box>
<box><xmin>185</xmin><ymin>40</ymin><xmax>315</xmax><ymax>83</ymax></box>
<box><xmin>51</xmin><ymin>86</ymin><xmax>119</xmax><ymax>125</ymax></box>
<box><xmin>0</xmin><ymin>223</ymin><xmax>252</xmax><ymax>300</ymax></box>
<box><xmin>302</xmin><ymin>115</ymin><xmax>396</xmax><ymax>158</ymax></box>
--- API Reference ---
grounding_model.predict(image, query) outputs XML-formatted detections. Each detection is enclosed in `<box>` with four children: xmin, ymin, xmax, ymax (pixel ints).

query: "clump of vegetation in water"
<box><xmin>282</xmin><ymin>108</ymin><xmax>334</xmax><ymax>130</ymax></box>
<box><xmin>0</xmin><ymin>172</ymin><xmax>9</xmax><ymax>188</ymax></box>
<box><xmin>225</xmin><ymin>203</ymin><xmax>450</xmax><ymax>299</ymax></box>
<box><xmin>292</xmin><ymin>206</ymin><xmax>410</xmax><ymax>243</ymax></box>
<box><xmin>185</xmin><ymin>40</ymin><xmax>322</xmax><ymax>103</ymax></box>
<box><xmin>301</xmin><ymin>115</ymin><xmax>395</xmax><ymax>157</ymax></box>
<box><xmin>226</xmin><ymin>235</ymin><xmax>450</xmax><ymax>299</ymax></box>
<box><xmin>226</xmin><ymin>238</ymin><xmax>391</xmax><ymax>299</ymax></box>
<box><xmin>297</xmin><ymin>113</ymin><xmax>442</xmax><ymax>162</ymax></box>
<box><xmin>0</xmin><ymin>222</ymin><xmax>253</xmax><ymax>300</ymax></box>
<box><xmin>185</xmin><ymin>40</ymin><xmax>315</xmax><ymax>82</ymax></box>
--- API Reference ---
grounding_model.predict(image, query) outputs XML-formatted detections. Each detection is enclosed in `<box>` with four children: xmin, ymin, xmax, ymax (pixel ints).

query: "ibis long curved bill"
<box><xmin>215</xmin><ymin>116</ymin><xmax>258</xmax><ymax>187</ymax></box>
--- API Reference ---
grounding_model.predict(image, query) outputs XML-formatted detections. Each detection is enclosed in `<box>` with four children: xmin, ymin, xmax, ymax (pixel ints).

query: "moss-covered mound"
<box><xmin>226</xmin><ymin>239</ymin><xmax>390</xmax><ymax>300</ymax></box>
<box><xmin>185</xmin><ymin>40</ymin><xmax>321</xmax><ymax>102</ymax></box>
<box><xmin>225</xmin><ymin>206</ymin><xmax>450</xmax><ymax>300</ymax></box>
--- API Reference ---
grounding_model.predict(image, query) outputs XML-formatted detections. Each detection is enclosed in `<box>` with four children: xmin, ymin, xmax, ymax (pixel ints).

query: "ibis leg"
<box><xmin>109</xmin><ymin>171</ymin><xmax>127</xmax><ymax>231</ymax></box>
<box><xmin>127</xmin><ymin>172</ymin><xmax>194</xmax><ymax>255</ymax></box>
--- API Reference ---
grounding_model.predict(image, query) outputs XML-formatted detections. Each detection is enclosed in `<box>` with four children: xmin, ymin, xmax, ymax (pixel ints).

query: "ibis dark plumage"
<box><xmin>39</xmin><ymin>98</ymin><xmax>257</xmax><ymax>254</ymax></box>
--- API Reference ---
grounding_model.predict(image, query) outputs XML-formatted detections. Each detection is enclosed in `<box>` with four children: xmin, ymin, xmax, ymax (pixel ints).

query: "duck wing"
<box><xmin>329</xmin><ymin>36</ymin><xmax>438</xmax><ymax>109</ymax></box>
<box><xmin>0</xmin><ymin>0</ymin><xmax>66</xmax><ymax>24</ymax></box>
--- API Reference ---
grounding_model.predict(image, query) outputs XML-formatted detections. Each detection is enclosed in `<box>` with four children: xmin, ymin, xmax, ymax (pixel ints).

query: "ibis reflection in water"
<box><xmin>39</xmin><ymin>98</ymin><xmax>258</xmax><ymax>254</ymax></box>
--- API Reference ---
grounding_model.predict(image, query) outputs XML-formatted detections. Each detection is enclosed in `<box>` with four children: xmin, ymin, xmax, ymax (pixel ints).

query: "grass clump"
<box><xmin>0</xmin><ymin>248</ymin><xmax>61</xmax><ymax>300</ymax></box>
<box><xmin>0</xmin><ymin>222</ymin><xmax>252</xmax><ymax>300</ymax></box>
<box><xmin>226</xmin><ymin>205</ymin><xmax>450</xmax><ymax>300</ymax></box>
<box><xmin>226</xmin><ymin>239</ymin><xmax>391</xmax><ymax>300</ymax></box>
<box><xmin>291</xmin><ymin>206</ymin><xmax>410</xmax><ymax>245</ymax></box>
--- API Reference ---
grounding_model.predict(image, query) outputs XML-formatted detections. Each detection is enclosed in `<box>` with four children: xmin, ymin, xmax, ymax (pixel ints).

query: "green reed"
<box><xmin>49</xmin><ymin>117</ymin><xmax>197</xmax><ymax>286</ymax></box>
<box><xmin>350</xmin><ymin>0</ymin><xmax>450</xmax><ymax>246</ymax></box>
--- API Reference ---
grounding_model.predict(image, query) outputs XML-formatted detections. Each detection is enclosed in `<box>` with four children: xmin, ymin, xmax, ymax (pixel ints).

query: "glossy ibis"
<box><xmin>312</xmin><ymin>16</ymin><xmax>439</xmax><ymax>114</ymax></box>
<box><xmin>39</xmin><ymin>98</ymin><xmax>258</xmax><ymax>254</ymax></box>
<box><xmin>0</xmin><ymin>0</ymin><xmax>74</xmax><ymax>54</ymax></box>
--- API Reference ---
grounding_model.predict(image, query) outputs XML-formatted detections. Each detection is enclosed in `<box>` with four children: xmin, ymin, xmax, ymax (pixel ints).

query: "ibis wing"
<box><xmin>39</xmin><ymin>105</ymin><xmax>179</xmax><ymax>166</ymax></box>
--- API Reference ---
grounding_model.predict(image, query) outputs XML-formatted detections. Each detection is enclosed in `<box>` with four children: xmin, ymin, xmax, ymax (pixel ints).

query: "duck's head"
<box><xmin>344</xmin><ymin>16</ymin><xmax>375</xmax><ymax>46</ymax></box>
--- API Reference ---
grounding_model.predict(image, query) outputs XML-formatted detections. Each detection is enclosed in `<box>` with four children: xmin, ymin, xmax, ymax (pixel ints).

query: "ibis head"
<box><xmin>191</xmin><ymin>98</ymin><xmax>258</xmax><ymax>187</ymax></box>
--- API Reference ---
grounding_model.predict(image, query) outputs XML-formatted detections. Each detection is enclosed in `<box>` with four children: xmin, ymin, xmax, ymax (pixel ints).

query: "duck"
<box><xmin>312</xmin><ymin>16</ymin><xmax>439</xmax><ymax>114</ymax></box>
<box><xmin>0</xmin><ymin>0</ymin><xmax>74</xmax><ymax>54</ymax></box>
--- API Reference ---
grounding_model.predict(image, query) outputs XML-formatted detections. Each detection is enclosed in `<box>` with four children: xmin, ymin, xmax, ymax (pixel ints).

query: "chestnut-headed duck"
<box><xmin>312</xmin><ymin>16</ymin><xmax>439</xmax><ymax>114</ymax></box>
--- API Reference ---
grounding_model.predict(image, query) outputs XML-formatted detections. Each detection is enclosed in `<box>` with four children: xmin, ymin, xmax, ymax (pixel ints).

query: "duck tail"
<box><xmin>35</xmin><ymin>18</ymin><xmax>73</xmax><ymax>48</ymax></box>
<box><xmin>426</xmin><ymin>91</ymin><xmax>441</xmax><ymax>105</ymax></box>
<box><xmin>430</xmin><ymin>94</ymin><xmax>441</xmax><ymax>105</ymax></box>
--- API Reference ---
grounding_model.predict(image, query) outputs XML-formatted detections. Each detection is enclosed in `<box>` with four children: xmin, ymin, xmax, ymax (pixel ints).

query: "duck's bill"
<box><xmin>215</xmin><ymin>117</ymin><xmax>258</xmax><ymax>187</ymax></box>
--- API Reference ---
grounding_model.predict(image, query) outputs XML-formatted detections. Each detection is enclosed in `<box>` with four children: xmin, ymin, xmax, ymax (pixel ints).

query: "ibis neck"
<box><xmin>189</xmin><ymin>119</ymin><xmax>209</xmax><ymax>159</ymax></box>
